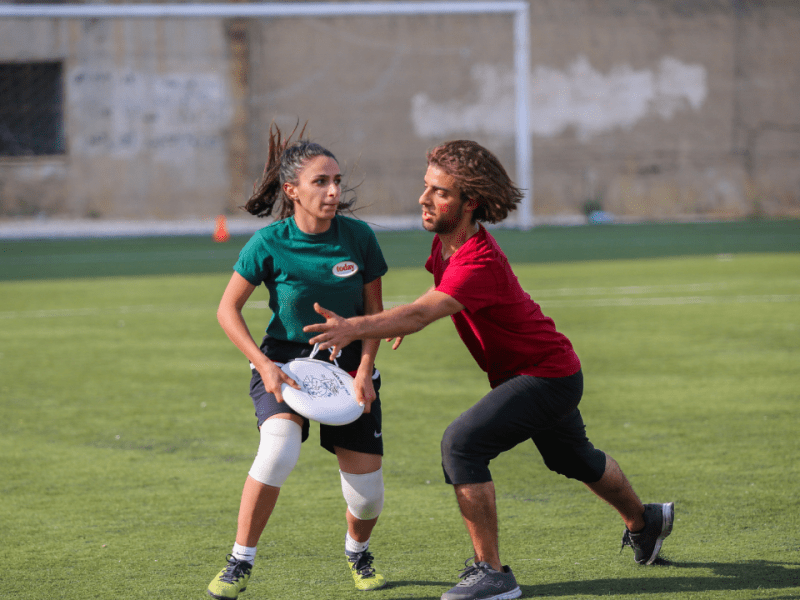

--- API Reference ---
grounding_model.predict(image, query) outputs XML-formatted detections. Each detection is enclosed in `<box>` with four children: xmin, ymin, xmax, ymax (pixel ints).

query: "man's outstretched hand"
<box><xmin>304</xmin><ymin>303</ymin><xmax>358</xmax><ymax>357</ymax></box>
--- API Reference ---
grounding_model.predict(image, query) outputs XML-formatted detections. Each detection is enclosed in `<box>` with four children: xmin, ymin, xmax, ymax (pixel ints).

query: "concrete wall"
<box><xmin>1</xmin><ymin>0</ymin><xmax>798</xmax><ymax>223</ymax></box>
<box><xmin>0</xmin><ymin>16</ymin><xmax>233</xmax><ymax>219</ymax></box>
<box><xmin>521</xmin><ymin>0</ymin><xmax>800</xmax><ymax>220</ymax></box>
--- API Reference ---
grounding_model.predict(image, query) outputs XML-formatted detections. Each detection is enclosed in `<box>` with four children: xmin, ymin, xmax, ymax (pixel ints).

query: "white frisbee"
<box><xmin>280</xmin><ymin>347</ymin><xmax>363</xmax><ymax>426</ymax></box>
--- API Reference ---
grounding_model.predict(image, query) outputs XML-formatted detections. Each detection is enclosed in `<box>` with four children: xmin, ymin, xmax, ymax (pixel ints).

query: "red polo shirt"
<box><xmin>426</xmin><ymin>226</ymin><xmax>581</xmax><ymax>386</ymax></box>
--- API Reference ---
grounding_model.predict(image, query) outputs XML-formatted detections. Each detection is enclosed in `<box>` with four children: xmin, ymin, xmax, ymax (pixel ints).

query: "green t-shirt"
<box><xmin>234</xmin><ymin>215</ymin><xmax>388</xmax><ymax>343</ymax></box>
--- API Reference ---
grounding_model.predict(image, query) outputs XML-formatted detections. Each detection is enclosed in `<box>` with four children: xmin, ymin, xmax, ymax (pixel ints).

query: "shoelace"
<box><xmin>350</xmin><ymin>550</ymin><xmax>377</xmax><ymax>577</ymax></box>
<box><xmin>220</xmin><ymin>555</ymin><xmax>251</xmax><ymax>583</ymax></box>
<box><xmin>456</xmin><ymin>558</ymin><xmax>486</xmax><ymax>585</ymax></box>
<box><xmin>620</xmin><ymin>529</ymin><xmax>635</xmax><ymax>552</ymax></box>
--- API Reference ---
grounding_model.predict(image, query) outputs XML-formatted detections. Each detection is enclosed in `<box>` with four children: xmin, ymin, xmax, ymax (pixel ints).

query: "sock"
<box><xmin>232</xmin><ymin>542</ymin><xmax>257</xmax><ymax>565</ymax></box>
<box><xmin>345</xmin><ymin>532</ymin><xmax>370</xmax><ymax>555</ymax></box>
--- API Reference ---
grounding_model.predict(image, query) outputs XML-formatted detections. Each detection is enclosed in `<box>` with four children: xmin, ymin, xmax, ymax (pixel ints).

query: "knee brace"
<box><xmin>248</xmin><ymin>418</ymin><xmax>302</xmax><ymax>487</ymax></box>
<box><xmin>339</xmin><ymin>468</ymin><xmax>384</xmax><ymax>520</ymax></box>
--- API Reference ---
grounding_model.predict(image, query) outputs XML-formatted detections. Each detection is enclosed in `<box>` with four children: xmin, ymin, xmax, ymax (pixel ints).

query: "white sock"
<box><xmin>345</xmin><ymin>532</ymin><xmax>369</xmax><ymax>554</ymax></box>
<box><xmin>232</xmin><ymin>542</ymin><xmax>257</xmax><ymax>565</ymax></box>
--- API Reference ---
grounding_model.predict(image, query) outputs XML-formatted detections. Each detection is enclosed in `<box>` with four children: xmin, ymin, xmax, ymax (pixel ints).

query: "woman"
<box><xmin>207</xmin><ymin>124</ymin><xmax>388</xmax><ymax>600</ymax></box>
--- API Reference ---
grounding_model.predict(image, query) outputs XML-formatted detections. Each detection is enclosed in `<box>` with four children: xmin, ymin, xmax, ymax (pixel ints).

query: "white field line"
<box><xmin>384</xmin><ymin>282</ymin><xmax>800</xmax><ymax>308</ymax></box>
<box><xmin>0</xmin><ymin>304</ymin><xmax>212</xmax><ymax>320</ymax></box>
<box><xmin>245</xmin><ymin>294</ymin><xmax>800</xmax><ymax>310</ymax></box>
<box><xmin>537</xmin><ymin>294</ymin><xmax>800</xmax><ymax>308</ymax></box>
<box><xmin>386</xmin><ymin>295</ymin><xmax>800</xmax><ymax>309</ymax></box>
<box><xmin>2</xmin><ymin>284</ymin><xmax>799</xmax><ymax>319</ymax></box>
<box><xmin>530</xmin><ymin>282</ymin><xmax>727</xmax><ymax>297</ymax></box>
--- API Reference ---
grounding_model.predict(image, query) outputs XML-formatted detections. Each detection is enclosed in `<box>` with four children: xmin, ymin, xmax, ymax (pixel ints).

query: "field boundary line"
<box><xmin>0</xmin><ymin>304</ymin><xmax>214</xmax><ymax>319</ymax></box>
<box><xmin>539</xmin><ymin>294</ymin><xmax>800</xmax><ymax>308</ymax></box>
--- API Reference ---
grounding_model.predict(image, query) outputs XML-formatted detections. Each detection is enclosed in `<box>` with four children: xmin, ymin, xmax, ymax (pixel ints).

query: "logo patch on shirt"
<box><xmin>332</xmin><ymin>261</ymin><xmax>359</xmax><ymax>278</ymax></box>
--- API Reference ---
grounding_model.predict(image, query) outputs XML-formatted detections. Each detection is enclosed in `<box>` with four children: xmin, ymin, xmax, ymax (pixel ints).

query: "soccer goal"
<box><xmin>0</xmin><ymin>2</ymin><xmax>533</xmax><ymax>227</ymax></box>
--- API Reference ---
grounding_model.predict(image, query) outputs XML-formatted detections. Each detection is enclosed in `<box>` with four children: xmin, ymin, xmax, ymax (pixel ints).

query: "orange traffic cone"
<box><xmin>213</xmin><ymin>215</ymin><xmax>230</xmax><ymax>242</ymax></box>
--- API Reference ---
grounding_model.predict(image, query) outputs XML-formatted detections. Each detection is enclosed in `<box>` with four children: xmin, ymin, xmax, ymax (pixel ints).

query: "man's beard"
<box><xmin>423</xmin><ymin>205</ymin><xmax>464</xmax><ymax>235</ymax></box>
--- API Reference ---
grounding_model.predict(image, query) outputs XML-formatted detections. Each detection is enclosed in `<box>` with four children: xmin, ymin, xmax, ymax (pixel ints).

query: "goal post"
<box><xmin>1</xmin><ymin>1</ymin><xmax>533</xmax><ymax>228</ymax></box>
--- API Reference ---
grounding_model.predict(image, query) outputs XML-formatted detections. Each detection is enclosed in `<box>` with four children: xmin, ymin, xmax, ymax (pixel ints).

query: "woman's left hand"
<box><xmin>354</xmin><ymin>370</ymin><xmax>377</xmax><ymax>414</ymax></box>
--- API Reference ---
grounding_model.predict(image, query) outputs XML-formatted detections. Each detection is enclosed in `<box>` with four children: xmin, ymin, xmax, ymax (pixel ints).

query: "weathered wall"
<box><xmin>0</xmin><ymin>16</ymin><xmax>233</xmax><ymax>219</ymax></box>
<box><xmin>245</xmin><ymin>11</ymin><xmax>515</xmax><ymax>219</ymax></box>
<box><xmin>521</xmin><ymin>0</ymin><xmax>800</xmax><ymax>219</ymax></box>
<box><xmin>1</xmin><ymin>0</ymin><xmax>798</xmax><ymax>222</ymax></box>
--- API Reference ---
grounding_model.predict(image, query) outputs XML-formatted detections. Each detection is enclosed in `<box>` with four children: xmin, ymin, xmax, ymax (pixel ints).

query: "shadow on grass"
<box><xmin>519</xmin><ymin>560</ymin><xmax>800</xmax><ymax>597</ymax></box>
<box><xmin>377</xmin><ymin>580</ymin><xmax>460</xmax><ymax>600</ymax></box>
<box><xmin>382</xmin><ymin>561</ymin><xmax>799</xmax><ymax>599</ymax></box>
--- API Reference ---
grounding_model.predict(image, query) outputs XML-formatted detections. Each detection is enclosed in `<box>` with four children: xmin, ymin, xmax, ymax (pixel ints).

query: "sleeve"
<box><xmin>358</xmin><ymin>224</ymin><xmax>389</xmax><ymax>284</ymax></box>
<box><xmin>233</xmin><ymin>232</ymin><xmax>271</xmax><ymax>286</ymax></box>
<box><xmin>435</xmin><ymin>255</ymin><xmax>499</xmax><ymax>313</ymax></box>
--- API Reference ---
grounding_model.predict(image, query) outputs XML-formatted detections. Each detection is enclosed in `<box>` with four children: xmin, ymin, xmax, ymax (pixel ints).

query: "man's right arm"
<box><xmin>305</xmin><ymin>288</ymin><xmax>464</xmax><ymax>355</ymax></box>
<box><xmin>369</xmin><ymin>288</ymin><xmax>463</xmax><ymax>337</ymax></box>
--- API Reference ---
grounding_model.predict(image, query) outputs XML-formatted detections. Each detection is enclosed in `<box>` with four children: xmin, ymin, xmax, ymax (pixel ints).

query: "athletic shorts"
<box><xmin>441</xmin><ymin>369</ymin><xmax>606</xmax><ymax>485</ymax></box>
<box><xmin>249</xmin><ymin>336</ymin><xmax>383</xmax><ymax>457</ymax></box>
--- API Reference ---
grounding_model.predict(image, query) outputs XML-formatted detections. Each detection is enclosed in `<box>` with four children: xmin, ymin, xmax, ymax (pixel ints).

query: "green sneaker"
<box><xmin>207</xmin><ymin>555</ymin><xmax>252</xmax><ymax>599</ymax></box>
<box><xmin>346</xmin><ymin>549</ymin><xmax>387</xmax><ymax>591</ymax></box>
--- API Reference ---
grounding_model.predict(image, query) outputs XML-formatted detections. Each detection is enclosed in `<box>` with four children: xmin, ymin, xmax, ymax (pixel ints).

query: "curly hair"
<box><xmin>242</xmin><ymin>122</ymin><xmax>355</xmax><ymax>219</ymax></box>
<box><xmin>426</xmin><ymin>140</ymin><xmax>523</xmax><ymax>224</ymax></box>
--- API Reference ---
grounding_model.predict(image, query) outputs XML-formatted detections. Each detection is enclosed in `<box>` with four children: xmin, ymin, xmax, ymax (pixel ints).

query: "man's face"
<box><xmin>418</xmin><ymin>165</ymin><xmax>470</xmax><ymax>234</ymax></box>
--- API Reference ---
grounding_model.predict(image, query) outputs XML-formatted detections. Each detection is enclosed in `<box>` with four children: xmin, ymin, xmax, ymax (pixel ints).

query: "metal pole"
<box><xmin>513</xmin><ymin>3</ymin><xmax>532</xmax><ymax>229</ymax></box>
<box><xmin>0</xmin><ymin>2</ymin><xmax>528</xmax><ymax>19</ymax></box>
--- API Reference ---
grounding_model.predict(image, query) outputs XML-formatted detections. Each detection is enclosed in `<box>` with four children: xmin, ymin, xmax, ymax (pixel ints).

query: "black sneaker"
<box><xmin>441</xmin><ymin>558</ymin><xmax>521</xmax><ymax>600</ymax></box>
<box><xmin>621</xmin><ymin>502</ymin><xmax>674</xmax><ymax>565</ymax></box>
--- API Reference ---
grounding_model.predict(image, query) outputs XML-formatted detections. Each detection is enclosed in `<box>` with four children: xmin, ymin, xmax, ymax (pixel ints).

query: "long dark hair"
<box><xmin>243</xmin><ymin>122</ymin><xmax>355</xmax><ymax>219</ymax></box>
<box><xmin>427</xmin><ymin>140</ymin><xmax>523</xmax><ymax>224</ymax></box>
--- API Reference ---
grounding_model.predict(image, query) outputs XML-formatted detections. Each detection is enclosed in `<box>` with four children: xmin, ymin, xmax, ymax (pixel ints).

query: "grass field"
<box><xmin>1</xmin><ymin>220</ymin><xmax>798</xmax><ymax>599</ymax></box>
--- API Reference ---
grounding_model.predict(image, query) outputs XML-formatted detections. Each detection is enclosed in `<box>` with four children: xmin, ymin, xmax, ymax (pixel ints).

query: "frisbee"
<box><xmin>280</xmin><ymin>345</ymin><xmax>363</xmax><ymax>425</ymax></box>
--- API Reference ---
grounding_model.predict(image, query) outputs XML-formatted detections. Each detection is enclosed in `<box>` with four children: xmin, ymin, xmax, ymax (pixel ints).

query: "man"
<box><xmin>304</xmin><ymin>140</ymin><xmax>673</xmax><ymax>600</ymax></box>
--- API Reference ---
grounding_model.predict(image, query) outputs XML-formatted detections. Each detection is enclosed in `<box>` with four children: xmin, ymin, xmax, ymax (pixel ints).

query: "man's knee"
<box><xmin>441</xmin><ymin>417</ymin><xmax>480</xmax><ymax>468</ymax></box>
<box><xmin>441</xmin><ymin>419</ymin><xmax>467</xmax><ymax>458</ymax></box>
<box><xmin>441</xmin><ymin>418</ymin><xmax>493</xmax><ymax>485</ymax></box>
<box><xmin>542</xmin><ymin>445</ymin><xmax>606</xmax><ymax>483</ymax></box>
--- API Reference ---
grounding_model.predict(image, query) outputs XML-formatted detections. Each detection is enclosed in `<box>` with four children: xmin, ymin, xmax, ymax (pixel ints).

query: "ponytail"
<box><xmin>242</xmin><ymin>122</ymin><xmax>354</xmax><ymax>219</ymax></box>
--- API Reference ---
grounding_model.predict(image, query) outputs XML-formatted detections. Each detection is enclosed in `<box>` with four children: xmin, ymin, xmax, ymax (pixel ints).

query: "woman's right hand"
<box><xmin>258</xmin><ymin>361</ymin><xmax>301</xmax><ymax>404</ymax></box>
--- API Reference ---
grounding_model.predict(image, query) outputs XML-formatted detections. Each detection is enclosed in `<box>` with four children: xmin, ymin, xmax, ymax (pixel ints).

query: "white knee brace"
<box><xmin>248</xmin><ymin>418</ymin><xmax>302</xmax><ymax>488</ymax></box>
<box><xmin>340</xmin><ymin>468</ymin><xmax>384</xmax><ymax>521</ymax></box>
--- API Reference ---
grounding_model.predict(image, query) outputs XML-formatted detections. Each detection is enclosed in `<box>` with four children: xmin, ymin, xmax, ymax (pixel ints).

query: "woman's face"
<box><xmin>285</xmin><ymin>155</ymin><xmax>341</xmax><ymax>233</ymax></box>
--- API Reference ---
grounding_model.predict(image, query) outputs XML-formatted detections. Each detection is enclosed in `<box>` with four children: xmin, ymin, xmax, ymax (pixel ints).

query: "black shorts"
<box><xmin>440</xmin><ymin>369</ymin><xmax>606</xmax><ymax>485</ymax></box>
<box><xmin>249</xmin><ymin>336</ymin><xmax>383</xmax><ymax>457</ymax></box>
